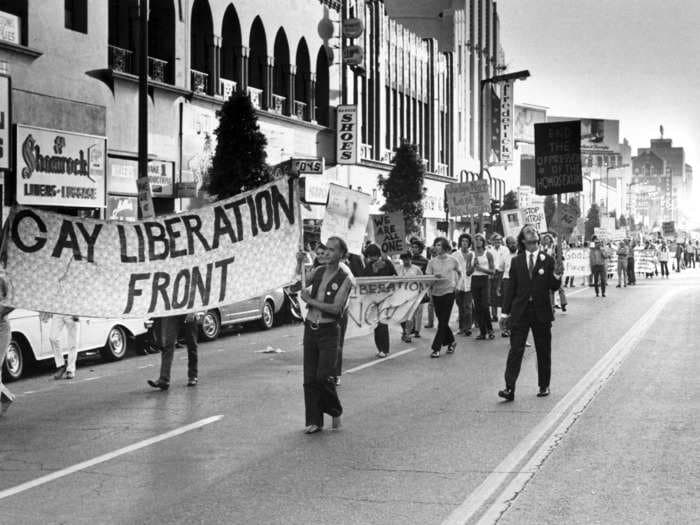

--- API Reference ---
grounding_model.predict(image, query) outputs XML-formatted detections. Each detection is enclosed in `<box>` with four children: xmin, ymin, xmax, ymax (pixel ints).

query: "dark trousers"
<box><xmin>303</xmin><ymin>323</ymin><xmax>342</xmax><ymax>427</ymax></box>
<box><xmin>455</xmin><ymin>290</ymin><xmax>473</xmax><ymax>333</ymax></box>
<box><xmin>660</xmin><ymin>261</ymin><xmax>669</xmax><ymax>276</ymax></box>
<box><xmin>158</xmin><ymin>316</ymin><xmax>198</xmax><ymax>384</ymax></box>
<box><xmin>627</xmin><ymin>259</ymin><xmax>636</xmax><ymax>284</ymax></box>
<box><xmin>505</xmin><ymin>304</ymin><xmax>552</xmax><ymax>391</ymax></box>
<box><xmin>337</xmin><ymin>313</ymin><xmax>348</xmax><ymax>376</ymax></box>
<box><xmin>471</xmin><ymin>275</ymin><xmax>492</xmax><ymax>336</ymax></box>
<box><xmin>374</xmin><ymin>322</ymin><xmax>390</xmax><ymax>354</ymax></box>
<box><xmin>676</xmin><ymin>257</ymin><xmax>681</xmax><ymax>272</ymax></box>
<box><xmin>431</xmin><ymin>293</ymin><xmax>455</xmax><ymax>351</ymax></box>
<box><xmin>592</xmin><ymin>265</ymin><xmax>606</xmax><ymax>295</ymax></box>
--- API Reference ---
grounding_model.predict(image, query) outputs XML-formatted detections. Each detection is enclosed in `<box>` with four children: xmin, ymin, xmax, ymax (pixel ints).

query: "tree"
<box><xmin>502</xmin><ymin>190</ymin><xmax>518</xmax><ymax>211</ymax></box>
<box><xmin>619</xmin><ymin>215</ymin><xmax>627</xmax><ymax>228</ymax></box>
<box><xmin>205</xmin><ymin>90</ymin><xmax>271</xmax><ymax>200</ymax></box>
<box><xmin>567</xmin><ymin>197</ymin><xmax>581</xmax><ymax>219</ymax></box>
<box><xmin>377</xmin><ymin>143</ymin><xmax>425</xmax><ymax>234</ymax></box>
<box><xmin>544</xmin><ymin>195</ymin><xmax>556</xmax><ymax>227</ymax></box>
<box><xmin>585</xmin><ymin>203</ymin><xmax>601</xmax><ymax>241</ymax></box>
<box><xmin>627</xmin><ymin>215</ymin><xmax>636</xmax><ymax>231</ymax></box>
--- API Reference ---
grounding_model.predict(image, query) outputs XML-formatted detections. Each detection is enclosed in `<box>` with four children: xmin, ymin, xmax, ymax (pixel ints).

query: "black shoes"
<box><xmin>430</xmin><ymin>350</ymin><xmax>440</xmax><ymax>358</ymax></box>
<box><xmin>498</xmin><ymin>388</ymin><xmax>515</xmax><ymax>401</ymax></box>
<box><xmin>147</xmin><ymin>379</ymin><xmax>170</xmax><ymax>391</ymax></box>
<box><xmin>537</xmin><ymin>387</ymin><xmax>550</xmax><ymax>397</ymax></box>
<box><xmin>54</xmin><ymin>364</ymin><xmax>67</xmax><ymax>380</ymax></box>
<box><xmin>446</xmin><ymin>342</ymin><xmax>456</xmax><ymax>354</ymax></box>
<box><xmin>187</xmin><ymin>377</ymin><xmax>198</xmax><ymax>387</ymax></box>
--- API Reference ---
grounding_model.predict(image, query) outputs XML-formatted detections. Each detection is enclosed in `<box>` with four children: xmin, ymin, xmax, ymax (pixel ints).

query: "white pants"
<box><xmin>50</xmin><ymin>315</ymin><xmax>78</xmax><ymax>374</ymax></box>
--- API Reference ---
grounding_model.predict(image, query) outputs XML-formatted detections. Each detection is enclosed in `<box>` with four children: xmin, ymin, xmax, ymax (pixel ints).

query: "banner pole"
<box><xmin>556</xmin><ymin>193</ymin><xmax>563</xmax><ymax>268</ymax></box>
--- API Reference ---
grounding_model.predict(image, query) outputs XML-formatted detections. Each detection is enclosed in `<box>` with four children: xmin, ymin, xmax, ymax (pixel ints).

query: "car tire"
<box><xmin>199</xmin><ymin>311</ymin><xmax>221</xmax><ymax>341</ymax></box>
<box><xmin>258</xmin><ymin>300</ymin><xmax>275</xmax><ymax>330</ymax></box>
<box><xmin>2</xmin><ymin>338</ymin><xmax>26</xmax><ymax>382</ymax></box>
<box><xmin>101</xmin><ymin>326</ymin><xmax>128</xmax><ymax>361</ymax></box>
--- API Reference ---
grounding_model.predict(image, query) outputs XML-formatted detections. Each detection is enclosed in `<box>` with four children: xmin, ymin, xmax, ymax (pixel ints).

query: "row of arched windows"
<box><xmin>107</xmin><ymin>0</ymin><xmax>331</xmax><ymax>126</ymax></box>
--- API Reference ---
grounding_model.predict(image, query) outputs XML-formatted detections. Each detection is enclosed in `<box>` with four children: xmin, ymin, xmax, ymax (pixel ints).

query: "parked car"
<box><xmin>197</xmin><ymin>289</ymin><xmax>287</xmax><ymax>341</ymax></box>
<box><xmin>2</xmin><ymin>309</ymin><xmax>151</xmax><ymax>381</ymax></box>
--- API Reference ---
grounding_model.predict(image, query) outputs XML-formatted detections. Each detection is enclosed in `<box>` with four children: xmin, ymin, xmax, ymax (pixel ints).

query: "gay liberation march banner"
<box><xmin>321</xmin><ymin>184</ymin><xmax>370</xmax><ymax>254</ymax></box>
<box><xmin>1</xmin><ymin>177</ymin><xmax>301</xmax><ymax>318</ymax></box>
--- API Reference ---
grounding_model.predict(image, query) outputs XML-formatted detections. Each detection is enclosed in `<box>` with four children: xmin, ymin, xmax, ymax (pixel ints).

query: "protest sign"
<box><xmin>521</xmin><ymin>204</ymin><xmax>547</xmax><ymax>233</ymax></box>
<box><xmin>594</xmin><ymin>227</ymin><xmax>610</xmax><ymax>242</ymax></box>
<box><xmin>607</xmin><ymin>251</ymin><xmax>618</xmax><ymax>275</ymax></box>
<box><xmin>1</xmin><ymin>177</ymin><xmax>301</xmax><ymax>318</ymax></box>
<box><xmin>500</xmin><ymin>209</ymin><xmax>524</xmax><ymax>239</ymax></box>
<box><xmin>136</xmin><ymin>177</ymin><xmax>155</xmax><ymax>219</ymax></box>
<box><xmin>635</xmin><ymin>249</ymin><xmax>656</xmax><ymax>274</ymax></box>
<box><xmin>321</xmin><ymin>184</ymin><xmax>370</xmax><ymax>254</ymax></box>
<box><xmin>552</xmin><ymin>203</ymin><xmax>578</xmax><ymax>235</ymax></box>
<box><xmin>445</xmin><ymin>180</ymin><xmax>490</xmax><ymax>217</ymax></box>
<box><xmin>371</xmin><ymin>213</ymin><xmax>406</xmax><ymax>256</ymax></box>
<box><xmin>534</xmin><ymin>120</ymin><xmax>582</xmax><ymax>195</ymax></box>
<box><xmin>662</xmin><ymin>221</ymin><xmax>675</xmax><ymax>237</ymax></box>
<box><xmin>562</xmin><ymin>248</ymin><xmax>589</xmax><ymax>277</ymax></box>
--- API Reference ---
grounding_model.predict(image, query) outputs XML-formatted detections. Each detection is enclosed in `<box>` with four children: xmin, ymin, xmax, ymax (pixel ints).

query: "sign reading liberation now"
<box><xmin>1</xmin><ymin>177</ymin><xmax>300</xmax><ymax>318</ymax></box>
<box><xmin>534</xmin><ymin>120</ymin><xmax>582</xmax><ymax>195</ymax></box>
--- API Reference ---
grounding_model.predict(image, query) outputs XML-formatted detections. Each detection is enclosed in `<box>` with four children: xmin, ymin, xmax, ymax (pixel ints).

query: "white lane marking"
<box><xmin>80</xmin><ymin>377</ymin><xmax>101</xmax><ymax>382</ymax></box>
<box><xmin>442</xmin><ymin>289</ymin><xmax>678</xmax><ymax>525</ymax></box>
<box><xmin>137</xmin><ymin>364</ymin><xmax>154</xmax><ymax>369</ymax></box>
<box><xmin>565</xmin><ymin>287</ymin><xmax>589</xmax><ymax>297</ymax></box>
<box><xmin>344</xmin><ymin>348</ymin><xmax>416</xmax><ymax>374</ymax></box>
<box><xmin>0</xmin><ymin>415</ymin><xmax>224</xmax><ymax>501</ymax></box>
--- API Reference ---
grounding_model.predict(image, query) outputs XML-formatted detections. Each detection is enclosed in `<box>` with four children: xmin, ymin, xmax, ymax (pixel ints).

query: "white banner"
<box><xmin>321</xmin><ymin>184</ymin><xmax>370</xmax><ymax>254</ymax></box>
<box><xmin>16</xmin><ymin>125</ymin><xmax>106</xmax><ymax>208</ymax></box>
<box><xmin>635</xmin><ymin>249</ymin><xmax>656</xmax><ymax>274</ymax></box>
<box><xmin>563</xmin><ymin>248</ymin><xmax>590</xmax><ymax>277</ymax></box>
<box><xmin>2</xmin><ymin>177</ymin><xmax>301</xmax><ymax>318</ymax></box>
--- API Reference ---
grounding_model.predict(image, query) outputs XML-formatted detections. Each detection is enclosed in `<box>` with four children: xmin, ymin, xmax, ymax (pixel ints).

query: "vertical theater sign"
<box><xmin>17</xmin><ymin>125</ymin><xmax>106</xmax><ymax>208</ymax></box>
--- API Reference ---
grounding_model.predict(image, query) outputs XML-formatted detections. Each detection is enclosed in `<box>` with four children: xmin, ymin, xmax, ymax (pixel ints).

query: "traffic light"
<box><xmin>490</xmin><ymin>199</ymin><xmax>501</xmax><ymax>216</ymax></box>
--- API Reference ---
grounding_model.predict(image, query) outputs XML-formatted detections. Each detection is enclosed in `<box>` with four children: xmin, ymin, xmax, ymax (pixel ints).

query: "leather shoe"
<box><xmin>498</xmin><ymin>388</ymin><xmax>515</xmax><ymax>401</ymax></box>
<box><xmin>537</xmin><ymin>387</ymin><xmax>550</xmax><ymax>397</ymax></box>
<box><xmin>147</xmin><ymin>379</ymin><xmax>170</xmax><ymax>391</ymax></box>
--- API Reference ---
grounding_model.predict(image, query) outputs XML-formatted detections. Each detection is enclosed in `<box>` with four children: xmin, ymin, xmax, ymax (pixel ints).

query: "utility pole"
<box><xmin>138</xmin><ymin>0</ymin><xmax>148</xmax><ymax>181</ymax></box>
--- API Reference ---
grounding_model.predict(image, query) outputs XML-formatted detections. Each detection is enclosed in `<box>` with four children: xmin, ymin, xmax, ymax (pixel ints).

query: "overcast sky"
<box><xmin>499</xmin><ymin>0</ymin><xmax>699</xmax><ymax>187</ymax></box>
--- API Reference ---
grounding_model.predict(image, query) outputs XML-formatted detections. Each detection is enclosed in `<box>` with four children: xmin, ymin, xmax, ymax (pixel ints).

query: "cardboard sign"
<box><xmin>136</xmin><ymin>177</ymin><xmax>155</xmax><ymax>219</ymax></box>
<box><xmin>321</xmin><ymin>184</ymin><xmax>370</xmax><ymax>254</ymax></box>
<box><xmin>1</xmin><ymin>177</ymin><xmax>301</xmax><ymax>318</ymax></box>
<box><xmin>521</xmin><ymin>205</ymin><xmax>547</xmax><ymax>233</ymax></box>
<box><xmin>552</xmin><ymin>203</ymin><xmax>578</xmax><ymax>234</ymax></box>
<box><xmin>563</xmin><ymin>248</ymin><xmax>590</xmax><ymax>277</ymax></box>
<box><xmin>635</xmin><ymin>249</ymin><xmax>657</xmax><ymax>274</ymax></box>
<box><xmin>500</xmin><ymin>209</ymin><xmax>524</xmax><ymax>239</ymax></box>
<box><xmin>371</xmin><ymin>213</ymin><xmax>406</xmax><ymax>256</ymax></box>
<box><xmin>534</xmin><ymin>120</ymin><xmax>582</xmax><ymax>195</ymax></box>
<box><xmin>445</xmin><ymin>180</ymin><xmax>490</xmax><ymax>217</ymax></box>
<box><xmin>662</xmin><ymin>221</ymin><xmax>675</xmax><ymax>237</ymax></box>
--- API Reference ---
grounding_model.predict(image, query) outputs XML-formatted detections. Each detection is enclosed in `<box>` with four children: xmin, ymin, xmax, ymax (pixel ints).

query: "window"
<box><xmin>458</xmin><ymin>44</ymin><xmax>462</xmax><ymax>74</ymax></box>
<box><xmin>65</xmin><ymin>0</ymin><xmax>87</xmax><ymax>33</ymax></box>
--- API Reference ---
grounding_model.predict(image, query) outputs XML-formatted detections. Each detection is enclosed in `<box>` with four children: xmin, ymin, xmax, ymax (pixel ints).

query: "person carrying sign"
<box><xmin>296</xmin><ymin>237</ymin><xmax>352</xmax><ymax>434</ymax></box>
<box><xmin>589</xmin><ymin>237</ymin><xmax>608</xmax><ymax>297</ymax></box>
<box><xmin>361</xmin><ymin>243</ymin><xmax>397</xmax><ymax>358</ymax></box>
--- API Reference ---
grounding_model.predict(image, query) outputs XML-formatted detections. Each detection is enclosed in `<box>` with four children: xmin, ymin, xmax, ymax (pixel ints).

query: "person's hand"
<box><xmin>554</xmin><ymin>261</ymin><xmax>564</xmax><ymax>276</ymax></box>
<box><xmin>433</xmin><ymin>273</ymin><xmax>443</xmax><ymax>279</ymax></box>
<box><xmin>296</xmin><ymin>251</ymin><xmax>307</xmax><ymax>263</ymax></box>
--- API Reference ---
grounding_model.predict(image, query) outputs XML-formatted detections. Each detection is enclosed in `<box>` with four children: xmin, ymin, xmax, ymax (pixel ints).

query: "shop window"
<box><xmin>65</xmin><ymin>0</ymin><xmax>87</xmax><ymax>34</ymax></box>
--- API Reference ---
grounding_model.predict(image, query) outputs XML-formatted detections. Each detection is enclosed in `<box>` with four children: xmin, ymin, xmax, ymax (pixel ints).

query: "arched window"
<box><xmin>221</xmin><ymin>4</ymin><xmax>241</xmax><ymax>84</ymax></box>
<box><xmin>295</xmin><ymin>39</ymin><xmax>311</xmax><ymax>121</ymax></box>
<box><xmin>272</xmin><ymin>29</ymin><xmax>290</xmax><ymax>114</ymax></box>
<box><xmin>315</xmin><ymin>46</ymin><xmax>330</xmax><ymax>127</ymax></box>
<box><xmin>248</xmin><ymin>17</ymin><xmax>267</xmax><ymax>108</ymax></box>
<box><xmin>108</xmin><ymin>0</ymin><xmax>138</xmax><ymax>73</ymax></box>
<box><xmin>191</xmin><ymin>0</ymin><xmax>213</xmax><ymax>94</ymax></box>
<box><xmin>148</xmin><ymin>0</ymin><xmax>175</xmax><ymax>83</ymax></box>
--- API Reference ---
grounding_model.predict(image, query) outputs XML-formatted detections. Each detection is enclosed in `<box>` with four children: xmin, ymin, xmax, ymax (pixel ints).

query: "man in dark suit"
<box><xmin>499</xmin><ymin>226</ymin><xmax>563</xmax><ymax>401</ymax></box>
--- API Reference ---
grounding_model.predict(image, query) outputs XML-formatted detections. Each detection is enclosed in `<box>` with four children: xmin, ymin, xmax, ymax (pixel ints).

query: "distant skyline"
<box><xmin>499</xmin><ymin>0</ymin><xmax>699</xmax><ymax>203</ymax></box>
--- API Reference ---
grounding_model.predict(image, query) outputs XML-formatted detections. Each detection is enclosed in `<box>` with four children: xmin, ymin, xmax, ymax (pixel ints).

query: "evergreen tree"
<box><xmin>544</xmin><ymin>195</ymin><xmax>556</xmax><ymax>227</ymax></box>
<box><xmin>377</xmin><ymin>143</ymin><xmax>425</xmax><ymax>234</ymax></box>
<box><xmin>619</xmin><ymin>215</ymin><xmax>627</xmax><ymax>228</ymax></box>
<box><xmin>206</xmin><ymin>90</ymin><xmax>271</xmax><ymax>200</ymax></box>
<box><xmin>585</xmin><ymin>203</ymin><xmax>601</xmax><ymax>240</ymax></box>
<box><xmin>567</xmin><ymin>197</ymin><xmax>581</xmax><ymax>219</ymax></box>
<box><xmin>502</xmin><ymin>190</ymin><xmax>518</xmax><ymax>211</ymax></box>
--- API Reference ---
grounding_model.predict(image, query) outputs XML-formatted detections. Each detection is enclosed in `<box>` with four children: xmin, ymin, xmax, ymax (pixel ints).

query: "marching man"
<box><xmin>499</xmin><ymin>226</ymin><xmax>563</xmax><ymax>401</ymax></box>
<box><xmin>50</xmin><ymin>314</ymin><xmax>80</xmax><ymax>380</ymax></box>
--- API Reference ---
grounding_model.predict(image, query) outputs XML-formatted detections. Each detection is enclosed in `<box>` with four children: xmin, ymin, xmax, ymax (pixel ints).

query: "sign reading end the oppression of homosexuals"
<box><xmin>1</xmin><ymin>177</ymin><xmax>301</xmax><ymax>318</ymax></box>
<box><xmin>534</xmin><ymin>120</ymin><xmax>582</xmax><ymax>196</ymax></box>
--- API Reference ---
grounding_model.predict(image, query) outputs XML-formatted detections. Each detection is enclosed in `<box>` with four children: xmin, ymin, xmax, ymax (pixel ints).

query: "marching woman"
<box><xmin>425</xmin><ymin>237</ymin><xmax>461</xmax><ymax>358</ymax></box>
<box><xmin>470</xmin><ymin>234</ymin><xmax>496</xmax><ymax>340</ymax></box>
<box><xmin>658</xmin><ymin>242</ymin><xmax>670</xmax><ymax>278</ymax></box>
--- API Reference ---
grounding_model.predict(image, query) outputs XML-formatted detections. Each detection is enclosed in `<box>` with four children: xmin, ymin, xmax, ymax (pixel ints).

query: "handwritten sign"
<box><xmin>445</xmin><ymin>180</ymin><xmax>490</xmax><ymax>217</ymax></box>
<box><xmin>371</xmin><ymin>213</ymin><xmax>406</xmax><ymax>256</ymax></box>
<box><xmin>500</xmin><ymin>209</ymin><xmax>524</xmax><ymax>239</ymax></box>
<box><xmin>552</xmin><ymin>203</ymin><xmax>578</xmax><ymax>234</ymax></box>
<box><xmin>321</xmin><ymin>184</ymin><xmax>370</xmax><ymax>254</ymax></box>
<box><xmin>534</xmin><ymin>120</ymin><xmax>582</xmax><ymax>195</ymax></box>
<box><xmin>563</xmin><ymin>248</ymin><xmax>590</xmax><ymax>277</ymax></box>
<box><xmin>521</xmin><ymin>204</ymin><xmax>547</xmax><ymax>233</ymax></box>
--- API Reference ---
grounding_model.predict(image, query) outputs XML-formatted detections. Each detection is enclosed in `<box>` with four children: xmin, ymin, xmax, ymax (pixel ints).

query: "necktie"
<box><xmin>528</xmin><ymin>253</ymin><xmax>535</xmax><ymax>277</ymax></box>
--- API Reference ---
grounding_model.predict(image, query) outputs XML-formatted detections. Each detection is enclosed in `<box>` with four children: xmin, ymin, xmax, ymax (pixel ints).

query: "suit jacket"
<box><xmin>502</xmin><ymin>251</ymin><xmax>562</xmax><ymax>324</ymax></box>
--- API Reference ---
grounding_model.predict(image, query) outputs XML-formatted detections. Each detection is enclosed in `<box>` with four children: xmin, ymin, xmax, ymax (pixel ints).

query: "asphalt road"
<box><xmin>0</xmin><ymin>269</ymin><xmax>698</xmax><ymax>524</ymax></box>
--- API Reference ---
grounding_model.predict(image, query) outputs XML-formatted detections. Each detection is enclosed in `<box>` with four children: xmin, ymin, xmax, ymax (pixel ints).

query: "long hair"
<box><xmin>517</xmin><ymin>225</ymin><xmax>540</xmax><ymax>253</ymax></box>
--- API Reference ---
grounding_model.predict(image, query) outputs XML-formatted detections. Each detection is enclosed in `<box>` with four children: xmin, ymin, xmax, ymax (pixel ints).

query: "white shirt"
<box><xmin>525</xmin><ymin>248</ymin><xmax>541</xmax><ymax>274</ymax></box>
<box><xmin>502</xmin><ymin>251</ymin><xmax>517</xmax><ymax>279</ymax></box>
<box><xmin>452</xmin><ymin>250</ymin><xmax>472</xmax><ymax>292</ymax></box>
<box><xmin>489</xmin><ymin>245</ymin><xmax>511</xmax><ymax>272</ymax></box>
<box><xmin>397</xmin><ymin>263</ymin><xmax>422</xmax><ymax>278</ymax></box>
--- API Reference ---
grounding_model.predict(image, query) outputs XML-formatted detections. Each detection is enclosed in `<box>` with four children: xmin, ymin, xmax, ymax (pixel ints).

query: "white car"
<box><xmin>2</xmin><ymin>310</ymin><xmax>151</xmax><ymax>381</ymax></box>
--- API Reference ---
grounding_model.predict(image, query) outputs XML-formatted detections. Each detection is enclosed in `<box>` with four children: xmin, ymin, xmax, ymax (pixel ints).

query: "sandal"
<box><xmin>487</xmin><ymin>332</ymin><xmax>496</xmax><ymax>340</ymax></box>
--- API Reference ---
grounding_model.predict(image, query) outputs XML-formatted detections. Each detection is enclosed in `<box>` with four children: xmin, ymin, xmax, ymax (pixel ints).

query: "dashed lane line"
<box><xmin>344</xmin><ymin>348</ymin><xmax>416</xmax><ymax>374</ymax></box>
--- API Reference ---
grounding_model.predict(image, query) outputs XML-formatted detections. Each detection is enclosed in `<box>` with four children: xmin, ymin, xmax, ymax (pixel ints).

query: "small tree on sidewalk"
<box><xmin>206</xmin><ymin>90</ymin><xmax>271</xmax><ymax>200</ymax></box>
<box><xmin>377</xmin><ymin>143</ymin><xmax>425</xmax><ymax>235</ymax></box>
<box><xmin>585</xmin><ymin>203</ymin><xmax>601</xmax><ymax>241</ymax></box>
<box><xmin>502</xmin><ymin>190</ymin><xmax>518</xmax><ymax>211</ymax></box>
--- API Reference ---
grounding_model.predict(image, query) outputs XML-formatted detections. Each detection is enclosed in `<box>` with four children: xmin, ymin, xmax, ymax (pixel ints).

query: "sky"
<box><xmin>499</xmin><ymin>0</ymin><xmax>700</xmax><ymax>207</ymax></box>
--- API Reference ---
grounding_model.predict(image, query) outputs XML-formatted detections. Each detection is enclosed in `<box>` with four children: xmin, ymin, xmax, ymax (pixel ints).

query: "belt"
<box><xmin>305</xmin><ymin>320</ymin><xmax>338</xmax><ymax>331</ymax></box>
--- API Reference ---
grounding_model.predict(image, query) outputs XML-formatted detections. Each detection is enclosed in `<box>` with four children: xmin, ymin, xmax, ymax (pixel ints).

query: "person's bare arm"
<box><xmin>300</xmin><ymin>278</ymin><xmax>352</xmax><ymax>316</ymax></box>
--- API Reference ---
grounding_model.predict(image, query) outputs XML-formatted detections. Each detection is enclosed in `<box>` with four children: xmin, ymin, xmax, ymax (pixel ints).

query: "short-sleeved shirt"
<box><xmin>426</xmin><ymin>254</ymin><xmax>460</xmax><ymax>296</ymax></box>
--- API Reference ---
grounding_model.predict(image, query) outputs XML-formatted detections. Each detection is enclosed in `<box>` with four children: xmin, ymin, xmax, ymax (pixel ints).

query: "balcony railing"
<box><xmin>247</xmin><ymin>86</ymin><xmax>263</xmax><ymax>109</ymax></box>
<box><xmin>360</xmin><ymin>144</ymin><xmax>373</xmax><ymax>160</ymax></box>
<box><xmin>381</xmin><ymin>149</ymin><xmax>393</xmax><ymax>163</ymax></box>
<box><xmin>436</xmin><ymin>162</ymin><xmax>449</xmax><ymax>177</ymax></box>
<box><xmin>219</xmin><ymin>78</ymin><xmax>237</xmax><ymax>100</ymax></box>
<box><xmin>148</xmin><ymin>56</ymin><xmax>168</xmax><ymax>83</ymax></box>
<box><xmin>271</xmin><ymin>94</ymin><xmax>286</xmax><ymax>115</ymax></box>
<box><xmin>293</xmin><ymin>100</ymin><xmax>307</xmax><ymax>120</ymax></box>
<box><xmin>109</xmin><ymin>45</ymin><xmax>134</xmax><ymax>74</ymax></box>
<box><xmin>191</xmin><ymin>69</ymin><xmax>209</xmax><ymax>95</ymax></box>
